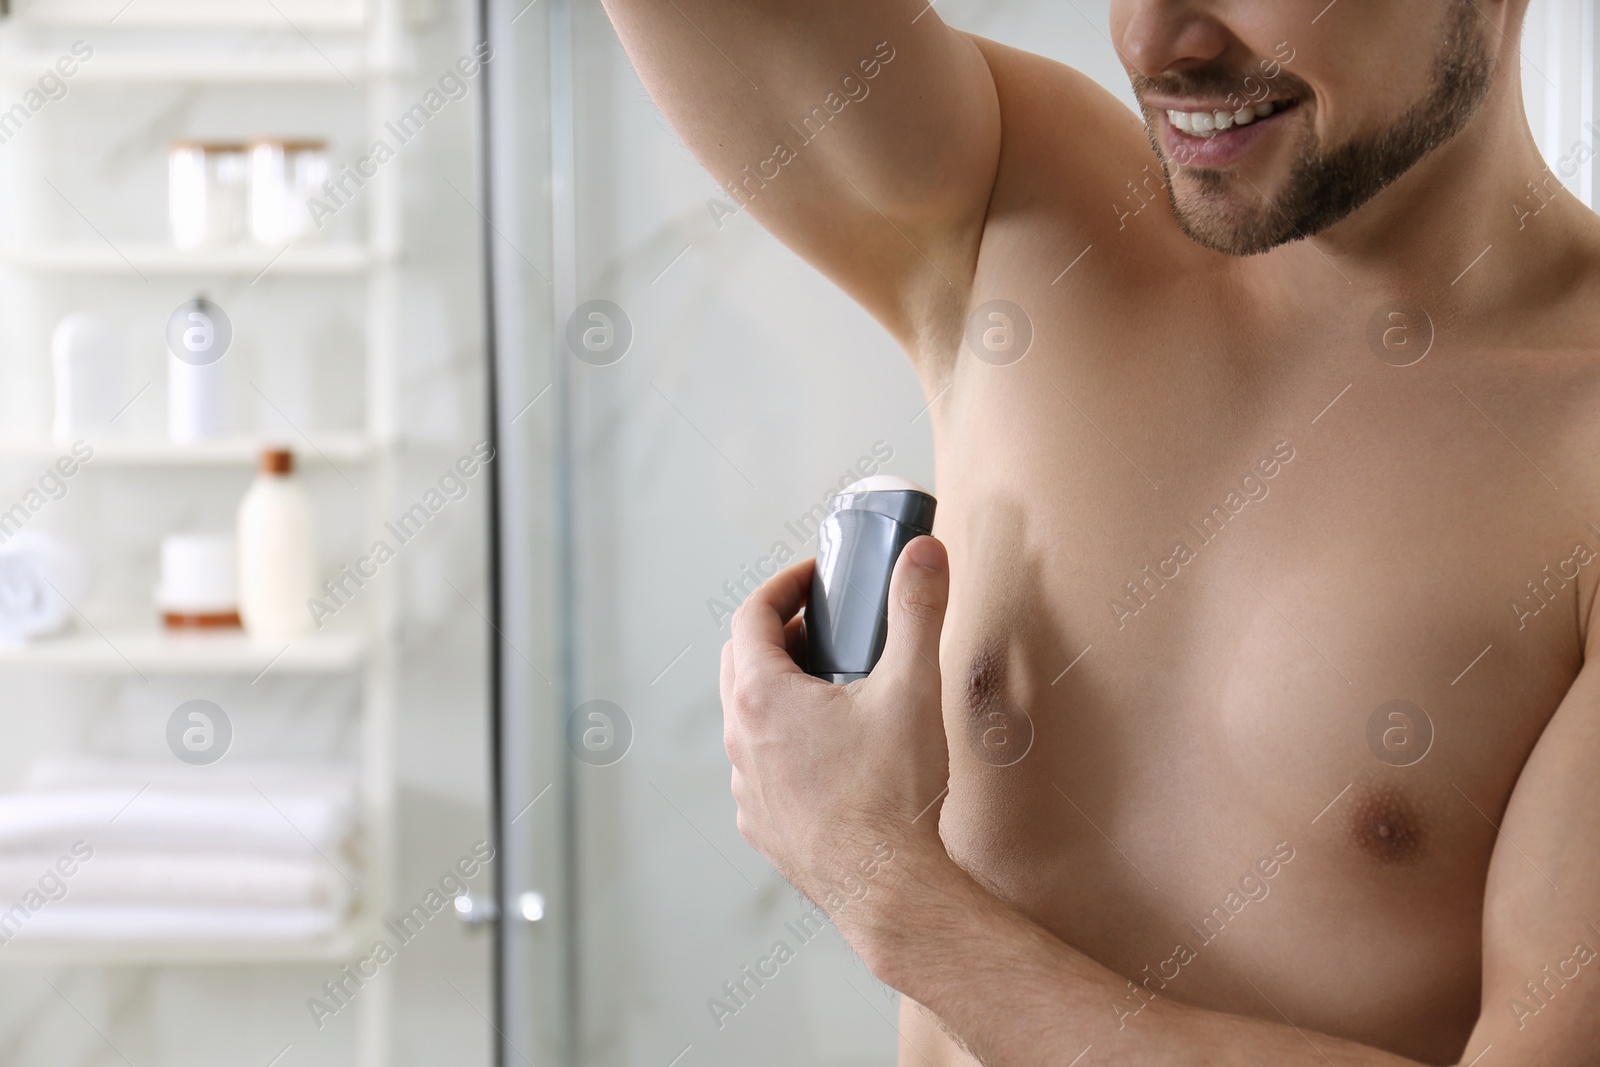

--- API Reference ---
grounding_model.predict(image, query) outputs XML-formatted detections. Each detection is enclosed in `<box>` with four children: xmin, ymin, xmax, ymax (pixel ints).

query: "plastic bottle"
<box><xmin>237</xmin><ymin>448</ymin><xmax>316</xmax><ymax>640</ymax></box>
<box><xmin>52</xmin><ymin>312</ymin><xmax>128</xmax><ymax>443</ymax></box>
<box><xmin>167</xmin><ymin>352</ymin><xmax>228</xmax><ymax>442</ymax></box>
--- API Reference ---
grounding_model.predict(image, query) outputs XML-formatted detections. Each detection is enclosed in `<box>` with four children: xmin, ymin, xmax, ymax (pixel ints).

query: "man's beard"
<box><xmin>1140</xmin><ymin>1</ymin><xmax>1494</xmax><ymax>256</ymax></box>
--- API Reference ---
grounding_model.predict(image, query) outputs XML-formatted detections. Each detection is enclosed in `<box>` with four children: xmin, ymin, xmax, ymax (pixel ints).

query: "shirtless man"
<box><xmin>600</xmin><ymin>0</ymin><xmax>1600</xmax><ymax>1062</ymax></box>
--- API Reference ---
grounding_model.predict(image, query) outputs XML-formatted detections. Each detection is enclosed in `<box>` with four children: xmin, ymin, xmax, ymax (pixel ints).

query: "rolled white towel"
<box><xmin>0</xmin><ymin>531</ymin><xmax>88</xmax><ymax>644</ymax></box>
<box><xmin>0</xmin><ymin>850</ymin><xmax>352</xmax><ymax>910</ymax></box>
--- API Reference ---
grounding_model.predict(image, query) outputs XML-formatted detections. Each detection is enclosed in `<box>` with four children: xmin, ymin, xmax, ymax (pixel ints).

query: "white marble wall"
<box><xmin>564</xmin><ymin>2</ymin><xmax>1122</xmax><ymax>1064</ymax></box>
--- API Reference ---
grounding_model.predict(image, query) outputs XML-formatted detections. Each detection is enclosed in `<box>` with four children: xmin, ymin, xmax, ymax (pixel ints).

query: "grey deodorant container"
<box><xmin>804</xmin><ymin>475</ymin><xmax>937</xmax><ymax>683</ymax></box>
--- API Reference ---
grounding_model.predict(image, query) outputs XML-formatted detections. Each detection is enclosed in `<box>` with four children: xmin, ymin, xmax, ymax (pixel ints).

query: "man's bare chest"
<box><xmin>919</xmin><ymin>333</ymin><xmax>1592</xmax><ymax>1045</ymax></box>
<box><xmin>925</xmin><ymin>325</ymin><xmax>1595</xmax><ymax>734</ymax></box>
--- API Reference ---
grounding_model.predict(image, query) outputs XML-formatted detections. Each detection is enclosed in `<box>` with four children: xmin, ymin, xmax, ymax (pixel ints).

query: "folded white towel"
<box><xmin>0</xmin><ymin>756</ymin><xmax>363</xmax><ymax>941</ymax></box>
<box><xmin>0</xmin><ymin>904</ymin><xmax>343</xmax><ymax>942</ymax></box>
<box><xmin>0</xmin><ymin>851</ymin><xmax>352</xmax><ymax>910</ymax></box>
<box><xmin>19</xmin><ymin>754</ymin><xmax>358</xmax><ymax>796</ymax></box>
<box><xmin>0</xmin><ymin>787</ymin><xmax>355</xmax><ymax>858</ymax></box>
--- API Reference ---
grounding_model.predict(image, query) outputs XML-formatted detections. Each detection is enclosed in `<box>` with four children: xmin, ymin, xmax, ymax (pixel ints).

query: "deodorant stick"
<box><xmin>805</xmin><ymin>475</ymin><xmax>937</xmax><ymax>682</ymax></box>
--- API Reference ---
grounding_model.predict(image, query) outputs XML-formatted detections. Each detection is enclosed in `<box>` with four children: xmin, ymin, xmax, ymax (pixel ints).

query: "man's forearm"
<box><xmin>856</xmin><ymin>852</ymin><xmax>1434</xmax><ymax>1066</ymax></box>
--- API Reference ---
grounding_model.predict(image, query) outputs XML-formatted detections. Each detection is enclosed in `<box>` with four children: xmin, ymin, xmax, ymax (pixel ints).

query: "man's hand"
<box><xmin>720</xmin><ymin>536</ymin><xmax>957</xmax><ymax>944</ymax></box>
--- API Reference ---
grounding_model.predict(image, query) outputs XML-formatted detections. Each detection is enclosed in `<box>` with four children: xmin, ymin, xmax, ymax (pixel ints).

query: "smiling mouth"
<box><xmin>1165</xmin><ymin>97</ymin><xmax>1300</xmax><ymax>135</ymax></box>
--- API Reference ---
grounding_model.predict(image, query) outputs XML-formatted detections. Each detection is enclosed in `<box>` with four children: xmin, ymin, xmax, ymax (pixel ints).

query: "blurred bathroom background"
<box><xmin>0</xmin><ymin>0</ymin><xmax>1589</xmax><ymax>1064</ymax></box>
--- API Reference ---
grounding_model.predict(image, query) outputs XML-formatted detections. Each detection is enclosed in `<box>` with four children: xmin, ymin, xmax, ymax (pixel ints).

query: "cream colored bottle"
<box><xmin>237</xmin><ymin>448</ymin><xmax>316</xmax><ymax>640</ymax></box>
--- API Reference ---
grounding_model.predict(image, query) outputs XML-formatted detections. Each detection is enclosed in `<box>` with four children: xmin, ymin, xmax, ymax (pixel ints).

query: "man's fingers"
<box><xmin>783</xmin><ymin>615</ymin><xmax>807</xmax><ymax>670</ymax></box>
<box><xmin>730</xmin><ymin>556</ymin><xmax>816</xmax><ymax>679</ymax></box>
<box><xmin>870</xmin><ymin>536</ymin><xmax>949</xmax><ymax>698</ymax></box>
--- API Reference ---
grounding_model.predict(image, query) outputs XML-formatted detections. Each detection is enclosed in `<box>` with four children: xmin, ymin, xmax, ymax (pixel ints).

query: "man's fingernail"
<box><xmin>906</xmin><ymin>537</ymin><xmax>944</xmax><ymax>572</ymax></box>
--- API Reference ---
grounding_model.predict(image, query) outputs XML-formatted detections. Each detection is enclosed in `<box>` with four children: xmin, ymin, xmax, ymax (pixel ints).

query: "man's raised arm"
<box><xmin>598</xmin><ymin>0</ymin><xmax>1001</xmax><ymax>351</ymax></box>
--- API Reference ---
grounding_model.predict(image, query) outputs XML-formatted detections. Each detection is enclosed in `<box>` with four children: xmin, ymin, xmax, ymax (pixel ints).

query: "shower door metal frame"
<box><xmin>478</xmin><ymin>0</ymin><xmax>578</xmax><ymax>1063</ymax></box>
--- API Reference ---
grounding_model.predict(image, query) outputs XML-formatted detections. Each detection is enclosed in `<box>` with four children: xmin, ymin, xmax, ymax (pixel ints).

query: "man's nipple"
<box><xmin>965</xmin><ymin>644</ymin><xmax>1006</xmax><ymax>713</ymax></box>
<box><xmin>1346</xmin><ymin>783</ymin><xmax>1427</xmax><ymax>865</ymax></box>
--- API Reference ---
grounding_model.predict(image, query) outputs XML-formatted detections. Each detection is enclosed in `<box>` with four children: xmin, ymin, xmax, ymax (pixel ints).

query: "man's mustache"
<box><xmin>1129</xmin><ymin>66</ymin><xmax>1312</xmax><ymax>104</ymax></box>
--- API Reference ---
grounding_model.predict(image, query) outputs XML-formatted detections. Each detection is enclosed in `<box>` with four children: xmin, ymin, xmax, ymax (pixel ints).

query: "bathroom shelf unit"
<box><xmin>0</xmin><ymin>4</ymin><xmax>409</xmax><ymax>1064</ymax></box>
<box><xmin>0</xmin><ymin>242</ymin><xmax>375</xmax><ymax>277</ymax></box>
<box><xmin>0</xmin><ymin>435</ymin><xmax>373</xmax><ymax>466</ymax></box>
<box><xmin>0</xmin><ymin>626</ymin><xmax>368</xmax><ymax>674</ymax></box>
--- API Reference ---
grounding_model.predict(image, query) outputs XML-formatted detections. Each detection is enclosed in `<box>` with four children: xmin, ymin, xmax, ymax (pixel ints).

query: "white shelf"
<box><xmin>0</xmin><ymin>929</ymin><xmax>361</xmax><ymax>967</ymax></box>
<box><xmin>0</xmin><ymin>627</ymin><xmax>367</xmax><ymax>675</ymax></box>
<box><xmin>0</xmin><ymin>242</ymin><xmax>373</xmax><ymax>277</ymax></box>
<box><xmin>0</xmin><ymin>50</ymin><xmax>377</xmax><ymax>85</ymax></box>
<box><xmin>0</xmin><ymin>435</ymin><xmax>375</xmax><ymax>467</ymax></box>
<box><xmin>8</xmin><ymin>0</ymin><xmax>368</xmax><ymax>31</ymax></box>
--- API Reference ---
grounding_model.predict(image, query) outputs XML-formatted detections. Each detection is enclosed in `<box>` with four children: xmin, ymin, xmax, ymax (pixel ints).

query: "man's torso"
<box><xmin>900</xmin><ymin>41</ymin><xmax>1600</xmax><ymax>1067</ymax></box>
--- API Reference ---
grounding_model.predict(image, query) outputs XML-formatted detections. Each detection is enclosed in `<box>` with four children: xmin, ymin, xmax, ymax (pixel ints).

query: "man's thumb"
<box><xmin>873</xmin><ymin>536</ymin><xmax>948</xmax><ymax>693</ymax></box>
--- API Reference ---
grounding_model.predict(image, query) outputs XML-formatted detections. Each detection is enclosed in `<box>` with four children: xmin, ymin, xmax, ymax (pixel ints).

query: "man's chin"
<box><xmin>1167</xmin><ymin>180</ymin><xmax>1300</xmax><ymax>257</ymax></box>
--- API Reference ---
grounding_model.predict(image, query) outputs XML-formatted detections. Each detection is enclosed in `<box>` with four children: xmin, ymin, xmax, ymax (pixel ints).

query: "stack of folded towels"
<box><xmin>0</xmin><ymin>755</ymin><xmax>358</xmax><ymax>943</ymax></box>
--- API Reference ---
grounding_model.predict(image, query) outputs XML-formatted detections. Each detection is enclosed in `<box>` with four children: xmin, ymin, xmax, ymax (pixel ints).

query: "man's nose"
<box><xmin>1116</xmin><ymin>1</ymin><xmax>1231</xmax><ymax>79</ymax></box>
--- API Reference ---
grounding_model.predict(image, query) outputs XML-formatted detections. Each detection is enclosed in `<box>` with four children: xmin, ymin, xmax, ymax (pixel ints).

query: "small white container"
<box><xmin>156</xmin><ymin>534</ymin><xmax>240</xmax><ymax>629</ymax></box>
<box><xmin>169</xmin><ymin>141</ymin><xmax>250</xmax><ymax>247</ymax></box>
<box><xmin>167</xmin><ymin>352</ymin><xmax>228</xmax><ymax>442</ymax></box>
<box><xmin>51</xmin><ymin>312</ymin><xmax>127</xmax><ymax>443</ymax></box>
<box><xmin>237</xmin><ymin>448</ymin><xmax>317</xmax><ymax>640</ymax></box>
<box><xmin>250</xmin><ymin>139</ymin><xmax>328</xmax><ymax>244</ymax></box>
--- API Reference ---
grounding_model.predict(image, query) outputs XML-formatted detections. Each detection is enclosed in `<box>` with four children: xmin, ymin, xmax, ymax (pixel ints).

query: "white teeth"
<box><xmin>1167</xmin><ymin>99</ymin><xmax>1284</xmax><ymax>135</ymax></box>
